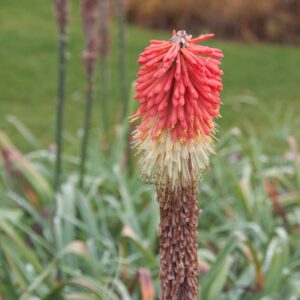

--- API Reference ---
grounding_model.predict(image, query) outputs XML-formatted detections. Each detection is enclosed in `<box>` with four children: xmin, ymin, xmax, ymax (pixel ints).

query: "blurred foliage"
<box><xmin>126</xmin><ymin>0</ymin><xmax>300</xmax><ymax>44</ymax></box>
<box><xmin>0</xmin><ymin>97</ymin><xmax>300</xmax><ymax>298</ymax></box>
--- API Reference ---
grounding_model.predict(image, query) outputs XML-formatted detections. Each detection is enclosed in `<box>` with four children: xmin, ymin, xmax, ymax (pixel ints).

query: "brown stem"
<box><xmin>157</xmin><ymin>182</ymin><xmax>199</xmax><ymax>300</ymax></box>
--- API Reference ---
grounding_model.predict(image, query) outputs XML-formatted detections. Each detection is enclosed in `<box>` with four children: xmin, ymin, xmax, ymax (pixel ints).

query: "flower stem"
<box><xmin>98</xmin><ymin>0</ymin><xmax>110</xmax><ymax>135</ymax></box>
<box><xmin>78</xmin><ymin>70</ymin><xmax>94</xmax><ymax>189</ymax></box>
<box><xmin>158</xmin><ymin>183</ymin><xmax>199</xmax><ymax>300</ymax></box>
<box><xmin>99</xmin><ymin>57</ymin><xmax>109</xmax><ymax>134</ymax></box>
<box><xmin>115</xmin><ymin>0</ymin><xmax>127</xmax><ymax>119</ymax></box>
<box><xmin>54</xmin><ymin>26</ymin><xmax>67</xmax><ymax>193</ymax></box>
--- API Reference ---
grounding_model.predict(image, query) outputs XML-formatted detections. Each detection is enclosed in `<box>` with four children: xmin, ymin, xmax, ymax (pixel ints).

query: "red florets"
<box><xmin>134</xmin><ymin>31</ymin><xmax>223</xmax><ymax>143</ymax></box>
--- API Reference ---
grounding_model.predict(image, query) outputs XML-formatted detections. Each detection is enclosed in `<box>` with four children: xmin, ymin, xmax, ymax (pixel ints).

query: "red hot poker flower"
<box><xmin>133</xmin><ymin>30</ymin><xmax>223</xmax><ymax>189</ymax></box>
<box><xmin>132</xmin><ymin>31</ymin><xmax>224</xmax><ymax>300</ymax></box>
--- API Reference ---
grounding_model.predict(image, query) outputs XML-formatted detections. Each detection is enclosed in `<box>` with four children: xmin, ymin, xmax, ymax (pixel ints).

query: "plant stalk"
<box><xmin>99</xmin><ymin>0</ymin><xmax>110</xmax><ymax>134</ymax></box>
<box><xmin>78</xmin><ymin>70</ymin><xmax>94</xmax><ymax>188</ymax></box>
<box><xmin>115</xmin><ymin>0</ymin><xmax>127</xmax><ymax>119</ymax></box>
<box><xmin>54</xmin><ymin>26</ymin><xmax>67</xmax><ymax>193</ymax></box>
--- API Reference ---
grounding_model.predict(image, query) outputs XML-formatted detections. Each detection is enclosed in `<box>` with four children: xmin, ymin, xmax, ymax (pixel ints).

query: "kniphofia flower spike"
<box><xmin>132</xmin><ymin>30</ymin><xmax>223</xmax><ymax>300</ymax></box>
<box><xmin>133</xmin><ymin>30</ymin><xmax>223</xmax><ymax>190</ymax></box>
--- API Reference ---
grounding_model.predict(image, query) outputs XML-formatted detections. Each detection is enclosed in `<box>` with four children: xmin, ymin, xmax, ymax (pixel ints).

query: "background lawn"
<box><xmin>1</xmin><ymin>0</ymin><xmax>299</xmax><ymax>153</ymax></box>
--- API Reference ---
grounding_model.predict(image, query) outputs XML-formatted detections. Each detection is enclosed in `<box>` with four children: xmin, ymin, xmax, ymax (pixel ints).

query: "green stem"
<box><xmin>99</xmin><ymin>0</ymin><xmax>110</xmax><ymax>135</ymax></box>
<box><xmin>115</xmin><ymin>0</ymin><xmax>127</xmax><ymax>119</ymax></box>
<box><xmin>54</xmin><ymin>26</ymin><xmax>67</xmax><ymax>193</ymax></box>
<box><xmin>100</xmin><ymin>56</ymin><xmax>109</xmax><ymax>134</ymax></box>
<box><xmin>78</xmin><ymin>71</ymin><xmax>94</xmax><ymax>189</ymax></box>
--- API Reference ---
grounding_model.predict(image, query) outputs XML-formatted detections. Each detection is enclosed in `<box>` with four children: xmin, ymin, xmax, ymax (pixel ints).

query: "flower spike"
<box><xmin>132</xmin><ymin>30</ymin><xmax>223</xmax><ymax>300</ymax></box>
<box><xmin>133</xmin><ymin>30</ymin><xmax>223</xmax><ymax>190</ymax></box>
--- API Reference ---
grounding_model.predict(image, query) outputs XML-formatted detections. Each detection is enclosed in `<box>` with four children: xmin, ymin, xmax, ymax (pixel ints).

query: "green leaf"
<box><xmin>202</xmin><ymin>236</ymin><xmax>238</xmax><ymax>299</ymax></box>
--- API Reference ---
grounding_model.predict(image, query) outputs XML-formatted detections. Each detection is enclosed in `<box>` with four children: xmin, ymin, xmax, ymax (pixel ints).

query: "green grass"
<box><xmin>0</xmin><ymin>0</ymin><xmax>300</xmax><ymax>153</ymax></box>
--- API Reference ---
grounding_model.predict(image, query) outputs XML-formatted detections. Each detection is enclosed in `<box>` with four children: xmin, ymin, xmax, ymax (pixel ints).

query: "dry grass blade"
<box><xmin>264</xmin><ymin>177</ymin><xmax>289</xmax><ymax>227</ymax></box>
<box><xmin>138</xmin><ymin>268</ymin><xmax>155</xmax><ymax>300</ymax></box>
<box><xmin>128</xmin><ymin>268</ymin><xmax>155</xmax><ymax>300</ymax></box>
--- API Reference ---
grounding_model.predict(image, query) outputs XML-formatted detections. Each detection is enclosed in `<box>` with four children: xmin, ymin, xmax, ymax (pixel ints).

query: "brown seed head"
<box><xmin>53</xmin><ymin>0</ymin><xmax>70</xmax><ymax>29</ymax></box>
<box><xmin>81</xmin><ymin>0</ymin><xmax>100</xmax><ymax>74</ymax></box>
<box><xmin>158</xmin><ymin>183</ymin><xmax>199</xmax><ymax>300</ymax></box>
<box><xmin>99</xmin><ymin>0</ymin><xmax>110</xmax><ymax>59</ymax></box>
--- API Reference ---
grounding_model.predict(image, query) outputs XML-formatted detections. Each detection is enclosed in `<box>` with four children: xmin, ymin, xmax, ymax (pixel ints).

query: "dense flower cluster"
<box><xmin>133</xmin><ymin>30</ymin><xmax>223</xmax><ymax>188</ymax></box>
